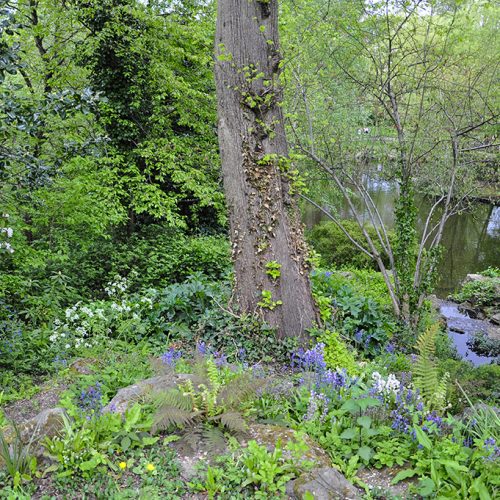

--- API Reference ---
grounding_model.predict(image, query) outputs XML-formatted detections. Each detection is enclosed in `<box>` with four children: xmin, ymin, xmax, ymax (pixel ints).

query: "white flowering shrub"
<box><xmin>47</xmin><ymin>276</ymin><xmax>157</xmax><ymax>360</ymax></box>
<box><xmin>0</xmin><ymin>213</ymin><xmax>14</xmax><ymax>254</ymax></box>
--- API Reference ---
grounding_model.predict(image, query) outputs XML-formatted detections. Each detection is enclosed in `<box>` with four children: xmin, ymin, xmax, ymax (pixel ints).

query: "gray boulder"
<box><xmin>288</xmin><ymin>466</ymin><xmax>360</xmax><ymax>499</ymax></box>
<box><xmin>103</xmin><ymin>373</ymin><xmax>194</xmax><ymax>415</ymax></box>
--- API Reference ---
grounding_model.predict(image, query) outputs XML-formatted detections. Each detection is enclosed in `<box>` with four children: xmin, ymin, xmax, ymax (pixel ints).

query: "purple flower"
<box><xmin>385</xmin><ymin>343</ymin><xmax>395</xmax><ymax>354</ymax></box>
<box><xmin>485</xmin><ymin>437</ymin><xmax>496</xmax><ymax>447</ymax></box>
<box><xmin>161</xmin><ymin>347</ymin><xmax>182</xmax><ymax>366</ymax></box>
<box><xmin>196</xmin><ymin>341</ymin><xmax>207</xmax><ymax>355</ymax></box>
<box><xmin>324</xmin><ymin>271</ymin><xmax>332</xmax><ymax>278</ymax></box>
<box><xmin>213</xmin><ymin>351</ymin><xmax>227</xmax><ymax>367</ymax></box>
<box><xmin>293</xmin><ymin>343</ymin><xmax>327</xmax><ymax>373</ymax></box>
<box><xmin>78</xmin><ymin>382</ymin><xmax>102</xmax><ymax>418</ymax></box>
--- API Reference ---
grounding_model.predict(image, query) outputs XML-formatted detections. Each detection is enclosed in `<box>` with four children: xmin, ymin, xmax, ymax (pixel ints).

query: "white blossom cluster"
<box><xmin>371</xmin><ymin>371</ymin><xmax>401</xmax><ymax>395</ymax></box>
<box><xmin>0</xmin><ymin>213</ymin><xmax>14</xmax><ymax>253</ymax></box>
<box><xmin>104</xmin><ymin>276</ymin><xmax>129</xmax><ymax>297</ymax></box>
<box><xmin>49</xmin><ymin>279</ymin><xmax>155</xmax><ymax>355</ymax></box>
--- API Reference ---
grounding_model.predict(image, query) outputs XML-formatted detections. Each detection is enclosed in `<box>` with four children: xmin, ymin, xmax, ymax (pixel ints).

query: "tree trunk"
<box><xmin>214</xmin><ymin>0</ymin><xmax>318</xmax><ymax>338</ymax></box>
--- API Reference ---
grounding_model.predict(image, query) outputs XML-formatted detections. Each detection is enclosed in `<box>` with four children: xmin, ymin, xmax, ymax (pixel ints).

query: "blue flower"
<box><xmin>161</xmin><ymin>347</ymin><xmax>182</xmax><ymax>366</ymax></box>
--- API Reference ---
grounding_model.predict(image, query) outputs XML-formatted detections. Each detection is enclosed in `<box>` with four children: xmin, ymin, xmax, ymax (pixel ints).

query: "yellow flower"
<box><xmin>146</xmin><ymin>463</ymin><xmax>155</xmax><ymax>472</ymax></box>
<box><xmin>119</xmin><ymin>462</ymin><xmax>127</xmax><ymax>470</ymax></box>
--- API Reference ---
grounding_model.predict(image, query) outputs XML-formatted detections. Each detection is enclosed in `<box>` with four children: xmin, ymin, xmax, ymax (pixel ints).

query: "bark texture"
<box><xmin>214</xmin><ymin>0</ymin><xmax>318</xmax><ymax>338</ymax></box>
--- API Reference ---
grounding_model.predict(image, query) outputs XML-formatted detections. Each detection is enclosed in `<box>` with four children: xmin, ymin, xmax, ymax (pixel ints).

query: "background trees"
<box><xmin>282</xmin><ymin>0</ymin><xmax>498</xmax><ymax>329</ymax></box>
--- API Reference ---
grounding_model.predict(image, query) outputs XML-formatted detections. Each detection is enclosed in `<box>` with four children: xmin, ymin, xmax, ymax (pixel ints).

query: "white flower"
<box><xmin>2</xmin><ymin>213</ymin><xmax>9</xmax><ymax>218</ymax></box>
<box><xmin>49</xmin><ymin>334</ymin><xmax>58</xmax><ymax>342</ymax></box>
<box><xmin>65</xmin><ymin>344</ymin><xmax>71</xmax><ymax>349</ymax></box>
<box><xmin>1</xmin><ymin>227</ymin><xmax>13</xmax><ymax>237</ymax></box>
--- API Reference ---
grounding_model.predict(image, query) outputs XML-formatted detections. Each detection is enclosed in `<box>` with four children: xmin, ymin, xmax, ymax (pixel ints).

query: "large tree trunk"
<box><xmin>214</xmin><ymin>0</ymin><xmax>318</xmax><ymax>338</ymax></box>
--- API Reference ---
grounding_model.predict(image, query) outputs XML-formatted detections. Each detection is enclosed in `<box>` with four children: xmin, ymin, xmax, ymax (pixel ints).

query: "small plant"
<box><xmin>265</xmin><ymin>261</ymin><xmax>282</xmax><ymax>281</ymax></box>
<box><xmin>257</xmin><ymin>290</ymin><xmax>282</xmax><ymax>310</ymax></box>
<box><xmin>413</xmin><ymin>325</ymin><xmax>450</xmax><ymax>410</ymax></box>
<box><xmin>0</xmin><ymin>424</ymin><xmax>37</xmax><ymax>488</ymax></box>
<box><xmin>151</xmin><ymin>357</ymin><xmax>263</xmax><ymax>450</ymax></box>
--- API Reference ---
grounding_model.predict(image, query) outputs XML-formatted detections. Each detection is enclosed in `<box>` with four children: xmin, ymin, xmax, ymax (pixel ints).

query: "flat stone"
<box><xmin>464</xmin><ymin>274</ymin><xmax>489</xmax><ymax>284</ymax></box>
<box><xmin>69</xmin><ymin>358</ymin><xmax>96</xmax><ymax>375</ymax></box>
<box><xmin>103</xmin><ymin>373</ymin><xmax>194</xmax><ymax>415</ymax></box>
<box><xmin>289</xmin><ymin>466</ymin><xmax>360</xmax><ymax>499</ymax></box>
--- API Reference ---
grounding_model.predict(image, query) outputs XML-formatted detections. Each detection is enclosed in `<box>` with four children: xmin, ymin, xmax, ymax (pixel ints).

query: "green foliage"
<box><xmin>151</xmin><ymin>357</ymin><xmax>262</xmax><ymax>450</ymax></box>
<box><xmin>315</xmin><ymin>329</ymin><xmax>358</xmax><ymax>374</ymax></box>
<box><xmin>441</xmin><ymin>360</ymin><xmax>500</xmax><ymax>413</ymax></box>
<box><xmin>413</xmin><ymin>325</ymin><xmax>450</xmax><ymax>410</ymax></box>
<box><xmin>0</xmin><ymin>424</ymin><xmax>37</xmax><ymax>488</ymax></box>
<box><xmin>451</xmin><ymin>275</ymin><xmax>500</xmax><ymax>309</ymax></box>
<box><xmin>196</xmin><ymin>434</ymin><xmax>313</xmax><ymax>499</ymax></box>
<box><xmin>257</xmin><ymin>290</ymin><xmax>283</xmax><ymax>310</ymax></box>
<box><xmin>311</xmin><ymin>270</ymin><xmax>394</xmax><ymax>356</ymax></box>
<box><xmin>307</xmin><ymin>221</ymin><xmax>394</xmax><ymax>270</ymax></box>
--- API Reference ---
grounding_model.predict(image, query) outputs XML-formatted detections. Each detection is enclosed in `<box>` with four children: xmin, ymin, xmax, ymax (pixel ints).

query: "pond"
<box><xmin>303</xmin><ymin>178</ymin><xmax>500</xmax><ymax>298</ymax></box>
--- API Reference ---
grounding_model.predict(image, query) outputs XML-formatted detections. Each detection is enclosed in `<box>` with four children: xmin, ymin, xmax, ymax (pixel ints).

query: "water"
<box><xmin>303</xmin><ymin>178</ymin><xmax>500</xmax><ymax>297</ymax></box>
<box><xmin>439</xmin><ymin>301</ymin><xmax>497</xmax><ymax>366</ymax></box>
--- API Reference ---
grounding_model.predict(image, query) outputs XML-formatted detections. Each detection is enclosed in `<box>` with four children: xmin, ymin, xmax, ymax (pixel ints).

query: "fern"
<box><xmin>413</xmin><ymin>325</ymin><xmax>449</xmax><ymax>410</ymax></box>
<box><xmin>150</xmin><ymin>357</ymin><xmax>264</xmax><ymax>451</ymax></box>
<box><xmin>209</xmin><ymin>411</ymin><xmax>248</xmax><ymax>434</ymax></box>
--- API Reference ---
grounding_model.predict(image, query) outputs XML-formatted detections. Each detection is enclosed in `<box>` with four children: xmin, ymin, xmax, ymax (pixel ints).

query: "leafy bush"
<box><xmin>307</xmin><ymin>220</ymin><xmax>394</xmax><ymax>270</ymax></box>
<box><xmin>451</xmin><ymin>275</ymin><xmax>500</xmax><ymax>308</ymax></box>
<box><xmin>311</xmin><ymin>270</ymin><xmax>394</xmax><ymax>356</ymax></box>
<box><xmin>315</xmin><ymin>329</ymin><xmax>358</xmax><ymax>374</ymax></box>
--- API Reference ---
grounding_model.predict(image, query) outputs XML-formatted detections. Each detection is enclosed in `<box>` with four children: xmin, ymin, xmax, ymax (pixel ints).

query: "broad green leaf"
<box><xmin>357</xmin><ymin>446</ymin><xmax>373</xmax><ymax>462</ymax></box>
<box><xmin>357</xmin><ymin>416</ymin><xmax>372</xmax><ymax>429</ymax></box>
<box><xmin>391</xmin><ymin>469</ymin><xmax>416</xmax><ymax>485</ymax></box>
<box><xmin>340</xmin><ymin>428</ymin><xmax>357</xmax><ymax>439</ymax></box>
<box><xmin>418</xmin><ymin>477</ymin><xmax>435</xmax><ymax>496</ymax></box>
<box><xmin>414</xmin><ymin>426</ymin><xmax>432</xmax><ymax>450</ymax></box>
<box><xmin>357</xmin><ymin>397</ymin><xmax>381</xmax><ymax>411</ymax></box>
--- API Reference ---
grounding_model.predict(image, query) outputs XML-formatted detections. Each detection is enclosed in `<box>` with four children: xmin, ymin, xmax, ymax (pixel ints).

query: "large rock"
<box><xmin>103</xmin><ymin>373</ymin><xmax>194</xmax><ymax>415</ymax></box>
<box><xmin>288</xmin><ymin>466</ymin><xmax>361</xmax><ymax>499</ymax></box>
<box><xmin>2</xmin><ymin>408</ymin><xmax>67</xmax><ymax>459</ymax></box>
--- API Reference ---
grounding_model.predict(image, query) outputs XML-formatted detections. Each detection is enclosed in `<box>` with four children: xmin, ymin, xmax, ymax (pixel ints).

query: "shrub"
<box><xmin>307</xmin><ymin>220</ymin><xmax>394</xmax><ymax>270</ymax></box>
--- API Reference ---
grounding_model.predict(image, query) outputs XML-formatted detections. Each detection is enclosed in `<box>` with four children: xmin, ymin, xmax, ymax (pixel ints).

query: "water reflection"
<box><xmin>303</xmin><ymin>179</ymin><xmax>500</xmax><ymax>297</ymax></box>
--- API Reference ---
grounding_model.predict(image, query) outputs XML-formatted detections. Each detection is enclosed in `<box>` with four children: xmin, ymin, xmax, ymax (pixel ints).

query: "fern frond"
<box><xmin>218</xmin><ymin>375</ymin><xmax>264</xmax><ymax>408</ymax></box>
<box><xmin>413</xmin><ymin>325</ymin><xmax>450</xmax><ymax>411</ymax></box>
<box><xmin>209</xmin><ymin>411</ymin><xmax>248</xmax><ymax>434</ymax></box>
<box><xmin>153</xmin><ymin>389</ymin><xmax>193</xmax><ymax>412</ymax></box>
<box><xmin>152</xmin><ymin>407</ymin><xmax>197</xmax><ymax>433</ymax></box>
<box><xmin>183</xmin><ymin>424</ymin><xmax>204</xmax><ymax>451</ymax></box>
<box><xmin>202</xmin><ymin>426</ymin><xmax>227</xmax><ymax>452</ymax></box>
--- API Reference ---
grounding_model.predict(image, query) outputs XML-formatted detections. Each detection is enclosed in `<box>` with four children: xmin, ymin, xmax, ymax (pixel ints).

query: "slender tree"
<box><xmin>214</xmin><ymin>0</ymin><xmax>318</xmax><ymax>338</ymax></box>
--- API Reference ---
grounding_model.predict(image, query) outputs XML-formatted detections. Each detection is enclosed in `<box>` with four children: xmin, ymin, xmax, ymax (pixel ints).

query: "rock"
<box><xmin>2</xmin><ymin>408</ymin><xmax>67</xmax><ymax>459</ymax></box>
<box><xmin>246</xmin><ymin>424</ymin><xmax>331</xmax><ymax>467</ymax></box>
<box><xmin>69</xmin><ymin>358</ymin><xmax>96</xmax><ymax>375</ymax></box>
<box><xmin>103</xmin><ymin>373</ymin><xmax>194</xmax><ymax>415</ymax></box>
<box><xmin>449</xmin><ymin>325</ymin><xmax>466</xmax><ymax>334</ymax></box>
<box><xmin>491</xmin><ymin>313</ymin><xmax>500</xmax><ymax>326</ymax></box>
<box><xmin>288</xmin><ymin>466</ymin><xmax>360</xmax><ymax>500</ymax></box>
<box><xmin>464</xmin><ymin>274</ymin><xmax>489</xmax><ymax>284</ymax></box>
<box><xmin>458</xmin><ymin>303</ymin><xmax>484</xmax><ymax>320</ymax></box>
<box><xmin>487</xmin><ymin>324</ymin><xmax>500</xmax><ymax>341</ymax></box>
